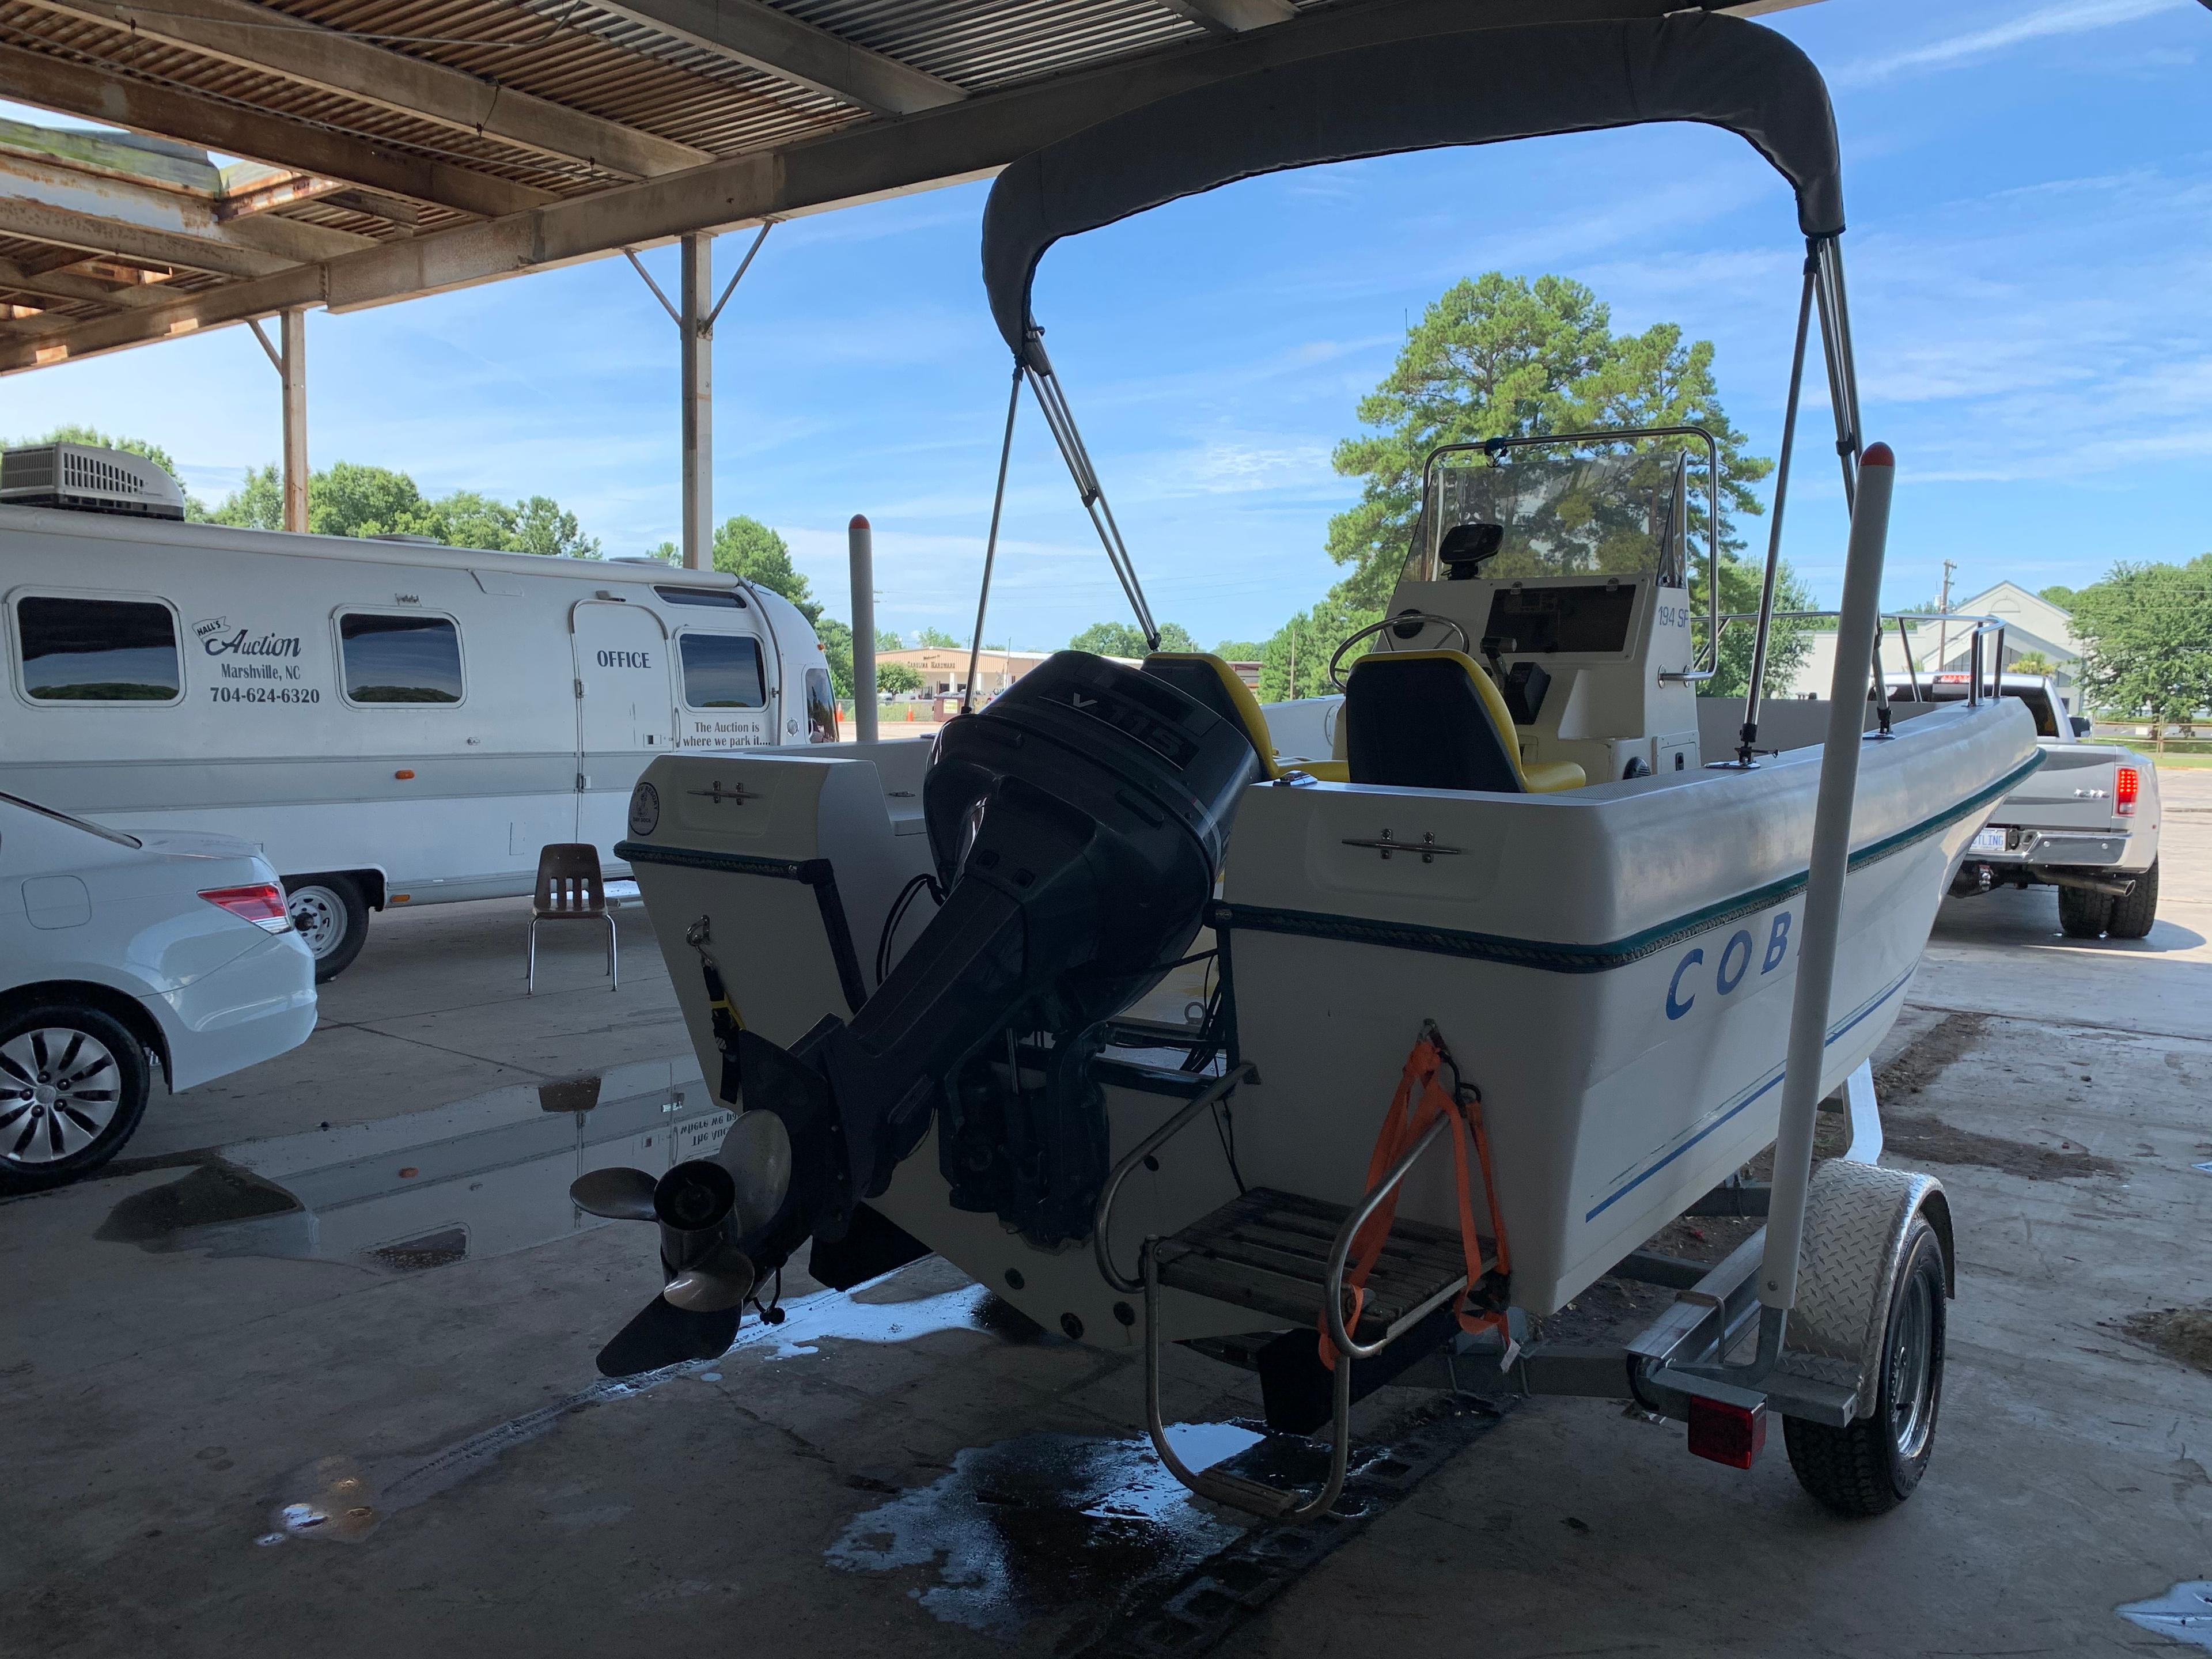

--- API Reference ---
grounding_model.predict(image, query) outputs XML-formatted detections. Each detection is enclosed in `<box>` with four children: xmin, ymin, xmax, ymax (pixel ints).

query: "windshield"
<box><xmin>1403</xmin><ymin>449</ymin><xmax>1689</xmax><ymax>588</ymax></box>
<box><xmin>0</xmin><ymin>789</ymin><xmax>142</xmax><ymax>847</ymax></box>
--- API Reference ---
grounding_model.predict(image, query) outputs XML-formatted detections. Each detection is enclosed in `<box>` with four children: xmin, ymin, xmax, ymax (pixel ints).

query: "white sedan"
<box><xmin>1</xmin><ymin>791</ymin><xmax>317</xmax><ymax>1190</ymax></box>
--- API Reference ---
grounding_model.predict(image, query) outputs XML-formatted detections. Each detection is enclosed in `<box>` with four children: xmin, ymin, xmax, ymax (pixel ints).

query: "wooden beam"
<box><xmin>14</xmin><ymin>0</ymin><xmax>711</xmax><ymax>179</ymax></box>
<box><xmin>587</xmin><ymin>0</ymin><xmax>962</xmax><ymax>116</ymax></box>
<box><xmin>0</xmin><ymin>44</ymin><xmax>557</xmax><ymax>219</ymax></box>
<box><xmin>0</xmin><ymin>255</ymin><xmax>174</xmax><ymax>308</ymax></box>
<box><xmin>0</xmin><ymin>149</ymin><xmax>375</xmax><ymax>266</ymax></box>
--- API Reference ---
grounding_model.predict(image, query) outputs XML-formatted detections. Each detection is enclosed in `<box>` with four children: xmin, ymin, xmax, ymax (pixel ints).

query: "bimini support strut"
<box><xmin>1736</xmin><ymin>249</ymin><xmax>1817</xmax><ymax>763</ymax></box>
<box><xmin>1021</xmin><ymin>329</ymin><xmax>1160</xmax><ymax>652</ymax></box>
<box><xmin>1750</xmin><ymin>443</ymin><xmax>1897</xmax><ymax>1369</ymax></box>
<box><xmin>962</xmin><ymin>363</ymin><xmax>1024</xmax><ymax>714</ymax></box>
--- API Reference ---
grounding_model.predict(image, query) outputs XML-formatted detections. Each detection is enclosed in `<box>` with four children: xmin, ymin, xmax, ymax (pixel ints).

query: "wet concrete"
<box><xmin>0</xmin><ymin>771</ymin><xmax>2206</xmax><ymax>1657</ymax></box>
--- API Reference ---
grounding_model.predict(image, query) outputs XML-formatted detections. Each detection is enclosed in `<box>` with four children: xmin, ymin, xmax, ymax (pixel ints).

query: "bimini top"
<box><xmin>982</xmin><ymin>12</ymin><xmax>1842</xmax><ymax>357</ymax></box>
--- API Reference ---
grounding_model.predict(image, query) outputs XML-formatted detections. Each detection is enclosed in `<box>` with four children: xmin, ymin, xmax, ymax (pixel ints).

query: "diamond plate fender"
<box><xmin>1772</xmin><ymin>1160</ymin><xmax>1954</xmax><ymax>1420</ymax></box>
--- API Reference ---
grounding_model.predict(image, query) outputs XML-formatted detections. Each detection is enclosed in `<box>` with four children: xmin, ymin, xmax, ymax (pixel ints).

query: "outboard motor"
<box><xmin>581</xmin><ymin>652</ymin><xmax>1260</xmax><ymax>1374</ymax></box>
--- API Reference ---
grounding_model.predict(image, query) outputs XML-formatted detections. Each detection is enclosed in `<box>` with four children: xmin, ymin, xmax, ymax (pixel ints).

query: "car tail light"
<box><xmin>200</xmin><ymin>883</ymin><xmax>291</xmax><ymax>933</ymax></box>
<box><xmin>1686</xmin><ymin>1394</ymin><xmax>1767</xmax><ymax>1468</ymax></box>
<box><xmin>2115</xmin><ymin>766</ymin><xmax>2139</xmax><ymax>817</ymax></box>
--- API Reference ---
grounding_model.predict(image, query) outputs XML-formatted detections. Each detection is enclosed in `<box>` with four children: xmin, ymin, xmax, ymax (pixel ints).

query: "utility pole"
<box><xmin>1933</xmin><ymin>559</ymin><xmax>1956</xmax><ymax>676</ymax></box>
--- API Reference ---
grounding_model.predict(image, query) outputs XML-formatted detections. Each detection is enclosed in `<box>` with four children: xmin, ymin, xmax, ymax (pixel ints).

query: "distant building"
<box><xmin>1779</xmin><ymin>581</ymin><xmax>2080</xmax><ymax>699</ymax></box>
<box><xmin>874</xmin><ymin>646</ymin><xmax>1260</xmax><ymax>702</ymax></box>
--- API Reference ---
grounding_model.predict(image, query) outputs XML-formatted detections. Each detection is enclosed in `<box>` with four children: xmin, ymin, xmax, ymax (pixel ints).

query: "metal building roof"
<box><xmin>0</xmin><ymin>0</ymin><xmax>1809</xmax><ymax>374</ymax></box>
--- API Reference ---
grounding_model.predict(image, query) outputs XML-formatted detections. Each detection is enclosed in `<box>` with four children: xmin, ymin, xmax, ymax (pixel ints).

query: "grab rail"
<box><xmin>1092</xmin><ymin>1063</ymin><xmax>1255</xmax><ymax>1295</ymax></box>
<box><xmin>1321</xmin><ymin>1114</ymin><xmax>1462</xmax><ymax>1363</ymax></box>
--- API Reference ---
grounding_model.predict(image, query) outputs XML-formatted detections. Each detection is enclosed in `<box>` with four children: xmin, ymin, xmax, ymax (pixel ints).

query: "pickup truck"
<box><xmin>1893</xmin><ymin>673</ymin><xmax>2162</xmax><ymax>938</ymax></box>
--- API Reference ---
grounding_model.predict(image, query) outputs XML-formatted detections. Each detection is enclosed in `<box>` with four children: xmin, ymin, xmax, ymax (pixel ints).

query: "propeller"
<box><xmin>570</xmin><ymin>1111</ymin><xmax>796</xmax><ymax>1376</ymax></box>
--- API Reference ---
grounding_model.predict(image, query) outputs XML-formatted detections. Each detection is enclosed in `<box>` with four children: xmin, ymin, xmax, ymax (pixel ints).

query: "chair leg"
<box><xmin>527</xmin><ymin>917</ymin><xmax>537</xmax><ymax>995</ymax></box>
<box><xmin>606</xmin><ymin>912</ymin><xmax>619</xmax><ymax>991</ymax></box>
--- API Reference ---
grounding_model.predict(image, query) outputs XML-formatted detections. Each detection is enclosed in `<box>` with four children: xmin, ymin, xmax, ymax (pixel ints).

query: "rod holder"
<box><xmin>849</xmin><ymin>514</ymin><xmax>876</xmax><ymax>743</ymax></box>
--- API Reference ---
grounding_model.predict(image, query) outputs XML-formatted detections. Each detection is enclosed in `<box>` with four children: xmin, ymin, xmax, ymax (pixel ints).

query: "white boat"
<box><xmin>578</xmin><ymin>12</ymin><xmax>2040</xmax><ymax>1522</ymax></box>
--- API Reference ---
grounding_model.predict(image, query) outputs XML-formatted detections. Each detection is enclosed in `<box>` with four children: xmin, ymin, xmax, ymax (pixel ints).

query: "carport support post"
<box><xmin>280</xmin><ymin>308</ymin><xmax>308</xmax><ymax>533</ymax></box>
<box><xmin>1759</xmin><ymin>446</ymin><xmax>1896</xmax><ymax>1325</ymax></box>
<box><xmin>680</xmin><ymin>232</ymin><xmax>713</xmax><ymax>571</ymax></box>
<box><xmin>850</xmin><ymin>514</ymin><xmax>877</xmax><ymax>741</ymax></box>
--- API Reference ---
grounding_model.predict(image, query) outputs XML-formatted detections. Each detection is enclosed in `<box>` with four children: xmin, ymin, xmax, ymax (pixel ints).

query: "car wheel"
<box><xmin>0</xmin><ymin>1003</ymin><xmax>152</xmax><ymax>1193</ymax></box>
<box><xmin>2056</xmin><ymin>884</ymin><xmax>2112</xmax><ymax>938</ymax></box>
<box><xmin>2104</xmin><ymin>859</ymin><xmax>2159</xmax><ymax>940</ymax></box>
<box><xmin>285</xmin><ymin>874</ymin><xmax>369</xmax><ymax>982</ymax></box>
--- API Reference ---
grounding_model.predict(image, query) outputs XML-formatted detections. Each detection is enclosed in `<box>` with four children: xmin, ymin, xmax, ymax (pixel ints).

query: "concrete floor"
<box><xmin>5</xmin><ymin>774</ymin><xmax>2208</xmax><ymax>1657</ymax></box>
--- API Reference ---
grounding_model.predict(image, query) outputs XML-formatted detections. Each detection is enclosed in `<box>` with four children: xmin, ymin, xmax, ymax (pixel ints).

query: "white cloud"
<box><xmin>1836</xmin><ymin>0</ymin><xmax>2188</xmax><ymax>85</ymax></box>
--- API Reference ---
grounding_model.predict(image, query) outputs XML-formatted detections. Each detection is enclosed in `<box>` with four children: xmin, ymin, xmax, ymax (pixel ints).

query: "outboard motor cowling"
<box><xmin>585</xmin><ymin>652</ymin><xmax>1260</xmax><ymax>1374</ymax></box>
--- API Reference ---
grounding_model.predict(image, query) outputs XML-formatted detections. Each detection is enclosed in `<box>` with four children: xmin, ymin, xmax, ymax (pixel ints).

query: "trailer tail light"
<box><xmin>1687</xmin><ymin>1394</ymin><xmax>1767</xmax><ymax>1469</ymax></box>
<box><xmin>2115</xmin><ymin>766</ymin><xmax>2139</xmax><ymax>817</ymax></box>
<box><xmin>200</xmin><ymin>883</ymin><xmax>291</xmax><ymax>933</ymax></box>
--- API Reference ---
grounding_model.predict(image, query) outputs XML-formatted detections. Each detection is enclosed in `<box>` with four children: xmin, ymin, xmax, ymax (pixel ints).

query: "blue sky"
<box><xmin>2</xmin><ymin>0</ymin><xmax>2205</xmax><ymax>649</ymax></box>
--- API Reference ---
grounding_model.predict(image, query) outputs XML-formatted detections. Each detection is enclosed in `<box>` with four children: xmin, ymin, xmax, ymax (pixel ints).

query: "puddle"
<box><xmin>100</xmin><ymin>1055</ymin><xmax>728</xmax><ymax>1275</ymax></box>
<box><xmin>826</xmin><ymin>1422</ymin><xmax>1266</xmax><ymax>1639</ymax></box>
<box><xmin>259</xmin><ymin>1257</ymin><xmax>1025</xmax><ymax>1548</ymax></box>
<box><xmin>2119</xmin><ymin>1581</ymin><xmax>2212</xmax><ymax>1651</ymax></box>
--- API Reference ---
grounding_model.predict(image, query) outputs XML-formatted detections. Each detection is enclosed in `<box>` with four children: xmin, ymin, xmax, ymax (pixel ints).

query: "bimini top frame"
<box><xmin>967</xmin><ymin>12</ymin><xmax>1866</xmax><ymax>735</ymax></box>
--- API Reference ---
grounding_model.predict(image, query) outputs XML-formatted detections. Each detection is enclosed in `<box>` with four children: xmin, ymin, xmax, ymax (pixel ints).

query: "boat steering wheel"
<box><xmin>1328</xmin><ymin>611</ymin><xmax>1472</xmax><ymax>692</ymax></box>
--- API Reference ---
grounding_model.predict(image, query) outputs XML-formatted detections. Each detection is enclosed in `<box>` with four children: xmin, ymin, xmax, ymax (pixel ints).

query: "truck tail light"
<box><xmin>2115</xmin><ymin>766</ymin><xmax>2139</xmax><ymax>817</ymax></box>
<box><xmin>200</xmin><ymin>883</ymin><xmax>291</xmax><ymax>933</ymax></box>
<box><xmin>1687</xmin><ymin>1394</ymin><xmax>1767</xmax><ymax>1468</ymax></box>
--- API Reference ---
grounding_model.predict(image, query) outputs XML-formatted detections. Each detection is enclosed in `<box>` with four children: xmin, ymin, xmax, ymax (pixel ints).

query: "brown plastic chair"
<box><xmin>527</xmin><ymin>843</ymin><xmax>616</xmax><ymax>994</ymax></box>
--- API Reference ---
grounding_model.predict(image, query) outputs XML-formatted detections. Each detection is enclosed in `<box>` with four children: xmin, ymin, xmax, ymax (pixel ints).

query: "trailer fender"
<box><xmin>1775</xmin><ymin>1161</ymin><xmax>1950</xmax><ymax>1422</ymax></box>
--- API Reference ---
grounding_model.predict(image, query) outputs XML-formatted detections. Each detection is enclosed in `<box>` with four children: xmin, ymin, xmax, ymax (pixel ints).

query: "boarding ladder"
<box><xmin>1094</xmin><ymin>1060</ymin><xmax>1499</xmax><ymax>1521</ymax></box>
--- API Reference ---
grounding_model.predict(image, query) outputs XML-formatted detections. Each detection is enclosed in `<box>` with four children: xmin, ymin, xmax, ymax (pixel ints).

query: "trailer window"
<box><xmin>805</xmin><ymin>666</ymin><xmax>839</xmax><ymax>743</ymax></box>
<box><xmin>14</xmin><ymin>595</ymin><xmax>180</xmax><ymax>702</ymax></box>
<box><xmin>339</xmin><ymin>612</ymin><xmax>463</xmax><ymax>704</ymax></box>
<box><xmin>679</xmin><ymin>632</ymin><xmax>766</xmax><ymax>709</ymax></box>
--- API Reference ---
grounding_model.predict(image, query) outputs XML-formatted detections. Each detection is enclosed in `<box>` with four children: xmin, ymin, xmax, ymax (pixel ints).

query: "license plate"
<box><xmin>1971</xmin><ymin>827</ymin><xmax>2007</xmax><ymax>853</ymax></box>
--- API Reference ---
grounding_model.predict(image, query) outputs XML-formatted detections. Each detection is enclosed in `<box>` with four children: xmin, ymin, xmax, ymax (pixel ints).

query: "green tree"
<box><xmin>713</xmin><ymin>516</ymin><xmax>817</xmax><ymax>621</ymax></box>
<box><xmin>1213</xmin><ymin>639</ymin><xmax>1268</xmax><ymax>662</ymax></box>
<box><xmin>2070</xmin><ymin>555</ymin><xmax>2212</xmax><ymax>729</ymax></box>
<box><xmin>815</xmin><ymin>614</ymin><xmax>854</xmax><ymax>699</ymax></box>
<box><xmin>1313</xmin><ymin>270</ymin><xmax>1800</xmax><ymax>698</ymax></box>
<box><xmin>2009</xmin><ymin>650</ymin><xmax>2055</xmax><ymax>678</ymax></box>
<box><xmin>1257</xmin><ymin>594</ymin><xmax>1383</xmax><ymax>702</ymax></box>
<box><xmin>877</xmin><ymin>661</ymin><xmax>925</xmax><ymax>696</ymax></box>
<box><xmin>2038</xmin><ymin>585</ymin><xmax>2077</xmax><ymax>611</ymax></box>
<box><xmin>914</xmin><ymin>626</ymin><xmax>962</xmax><ymax>649</ymax></box>
<box><xmin>1067</xmin><ymin>620</ymin><xmax>1195</xmax><ymax>657</ymax></box>
<box><xmin>212</xmin><ymin>461</ymin><xmax>600</xmax><ymax>556</ymax></box>
<box><xmin>8</xmin><ymin>425</ymin><xmax>211</xmax><ymax>518</ymax></box>
<box><xmin>876</xmin><ymin>629</ymin><xmax>905</xmax><ymax>652</ymax></box>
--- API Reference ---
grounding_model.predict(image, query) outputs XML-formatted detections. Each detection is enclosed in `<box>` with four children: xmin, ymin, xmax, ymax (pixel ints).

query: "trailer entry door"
<box><xmin>571</xmin><ymin>600</ymin><xmax>673</xmax><ymax>846</ymax></box>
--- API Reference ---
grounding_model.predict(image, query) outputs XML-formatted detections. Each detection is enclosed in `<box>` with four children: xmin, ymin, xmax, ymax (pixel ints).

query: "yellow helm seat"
<box><xmin>1344</xmin><ymin>650</ymin><xmax>1585</xmax><ymax>794</ymax></box>
<box><xmin>1141</xmin><ymin>652</ymin><xmax>1283</xmax><ymax>780</ymax></box>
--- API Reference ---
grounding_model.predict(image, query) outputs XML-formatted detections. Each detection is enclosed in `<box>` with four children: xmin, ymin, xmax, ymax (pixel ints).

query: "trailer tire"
<box><xmin>2104</xmin><ymin>858</ymin><xmax>2158</xmax><ymax>940</ymax></box>
<box><xmin>0</xmin><ymin>1001</ymin><xmax>152</xmax><ymax>1192</ymax></box>
<box><xmin>2056</xmin><ymin>884</ymin><xmax>2113</xmax><ymax>939</ymax></box>
<box><xmin>1785</xmin><ymin>1219</ymin><xmax>1946</xmax><ymax>1517</ymax></box>
<box><xmin>285</xmin><ymin>874</ymin><xmax>369</xmax><ymax>981</ymax></box>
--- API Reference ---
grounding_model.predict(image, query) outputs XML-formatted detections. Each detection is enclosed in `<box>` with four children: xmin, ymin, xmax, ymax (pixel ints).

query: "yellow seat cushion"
<box><xmin>1522</xmin><ymin>759</ymin><xmax>1588</xmax><ymax>793</ymax></box>
<box><xmin>1142</xmin><ymin>652</ymin><xmax>1281</xmax><ymax>779</ymax></box>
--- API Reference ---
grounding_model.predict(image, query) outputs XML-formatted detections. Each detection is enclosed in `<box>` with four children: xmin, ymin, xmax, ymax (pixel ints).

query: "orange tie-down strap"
<box><xmin>1319</xmin><ymin>1028</ymin><xmax>1513</xmax><ymax>1370</ymax></box>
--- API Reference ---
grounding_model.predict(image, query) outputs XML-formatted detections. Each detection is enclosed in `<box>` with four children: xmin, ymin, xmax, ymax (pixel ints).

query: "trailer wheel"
<box><xmin>0</xmin><ymin>1002</ymin><xmax>152</xmax><ymax>1192</ymax></box>
<box><xmin>285</xmin><ymin>875</ymin><xmax>368</xmax><ymax>981</ymax></box>
<box><xmin>1785</xmin><ymin>1218</ymin><xmax>1946</xmax><ymax>1517</ymax></box>
<box><xmin>2104</xmin><ymin>859</ymin><xmax>2159</xmax><ymax>941</ymax></box>
<box><xmin>2056</xmin><ymin>884</ymin><xmax>2113</xmax><ymax>939</ymax></box>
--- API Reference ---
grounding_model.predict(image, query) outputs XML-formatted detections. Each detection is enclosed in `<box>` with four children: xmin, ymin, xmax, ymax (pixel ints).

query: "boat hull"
<box><xmin>1217</xmin><ymin>699</ymin><xmax>2039</xmax><ymax>1314</ymax></box>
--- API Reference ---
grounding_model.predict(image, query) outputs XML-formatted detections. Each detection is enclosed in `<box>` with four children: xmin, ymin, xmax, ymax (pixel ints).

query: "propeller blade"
<box><xmin>717</xmin><ymin>1110</ymin><xmax>793</xmax><ymax>1236</ymax></box>
<box><xmin>663</xmin><ymin>1239</ymin><xmax>756</xmax><ymax>1313</ymax></box>
<box><xmin>654</xmin><ymin>1159</ymin><xmax>736</xmax><ymax>1232</ymax></box>
<box><xmin>594</xmin><ymin>1291</ymin><xmax>740</xmax><ymax>1378</ymax></box>
<box><xmin>571</xmin><ymin>1166</ymin><xmax>658</xmax><ymax>1221</ymax></box>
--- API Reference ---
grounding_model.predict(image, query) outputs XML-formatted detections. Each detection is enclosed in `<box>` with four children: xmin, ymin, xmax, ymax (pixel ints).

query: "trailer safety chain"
<box><xmin>1319</xmin><ymin>1021</ymin><xmax>1514</xmax><ymax>1370</ymax></box>
<box><xmin>685</xmin><ymin>915</ymin><xmax>747</xmax><ymax>1106</ymax></box>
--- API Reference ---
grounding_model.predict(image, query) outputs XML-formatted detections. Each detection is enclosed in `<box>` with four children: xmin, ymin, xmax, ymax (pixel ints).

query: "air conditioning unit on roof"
<box><xmin>0</xmin><ymin>441</ymin><xmax>186</xmax><ymax>520</ymax></box>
